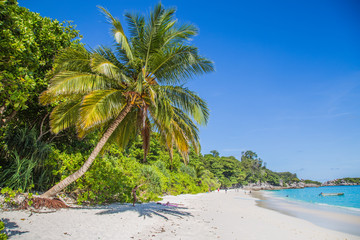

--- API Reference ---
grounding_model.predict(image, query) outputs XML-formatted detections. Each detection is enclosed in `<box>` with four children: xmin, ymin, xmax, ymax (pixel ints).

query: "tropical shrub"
<box><xmin>0</xmin><ymin>219</ymin><xmax>7</xmax><ymax>240</ymax></box>
<box><xmin>0</xmin><ymin>0</ymin><xmax>80</xmax><ymax>124</ymax></box>
<box><xmin>0</xmin><ymin>187</ymin><xmax>22</xmax><ymax>208</ymax></box>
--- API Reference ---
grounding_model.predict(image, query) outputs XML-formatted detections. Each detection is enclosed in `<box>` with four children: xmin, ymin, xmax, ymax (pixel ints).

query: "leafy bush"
<box><xmin>50</xmin><ymin>148</ymin><xmax>138</xmax><ymax>204</ymax></box>
<box><xmin>180</xmin><ymin>163</ymin><xmax>196</xmax><ymax>178</ymax></box>
<box><xmin>0</xmin><ymin>187</ymin><xmax>22</xmax><ymax>208</ymax></box>
<box><xmin>0</xmin><ymin>219</ymin><xmax>8</xmax><ymax>240</ymax></box>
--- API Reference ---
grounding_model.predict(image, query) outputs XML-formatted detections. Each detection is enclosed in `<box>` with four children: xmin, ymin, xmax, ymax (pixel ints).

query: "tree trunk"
<box><xmin>41</xmin><ymin>103</ymin><xmax>133</xmax><ymax>198</ymax></box>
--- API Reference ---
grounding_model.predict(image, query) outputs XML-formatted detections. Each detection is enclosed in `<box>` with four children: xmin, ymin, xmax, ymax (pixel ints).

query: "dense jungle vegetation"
<box><xmin>0</xmin><ymin>1</ymin><xmax>311</xmax><ymax>205</ymax></box>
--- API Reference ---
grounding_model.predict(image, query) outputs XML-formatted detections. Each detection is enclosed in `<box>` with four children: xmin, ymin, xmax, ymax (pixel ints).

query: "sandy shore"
<box><xmin>1</xmin><ymin>190</ymin><xmax>359</xmax><ymax>239</ymax></box>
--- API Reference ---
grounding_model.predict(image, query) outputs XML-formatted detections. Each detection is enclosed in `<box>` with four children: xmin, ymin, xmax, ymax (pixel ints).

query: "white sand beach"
<box><xmin>1</xmin><ymin>190</ymin><xmax>359</xmax><ymax>240</ymax></box>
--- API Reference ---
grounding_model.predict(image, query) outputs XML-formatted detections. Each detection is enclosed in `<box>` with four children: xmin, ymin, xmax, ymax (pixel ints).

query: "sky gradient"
<box><xmin>18</xmin><ymin>0</ymin><xmax>360</xmax><ymax>182</ymax></box>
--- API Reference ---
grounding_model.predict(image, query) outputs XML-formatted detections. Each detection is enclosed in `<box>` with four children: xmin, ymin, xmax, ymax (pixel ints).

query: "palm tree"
<box><xmin>39</xmin><ymin>3</ymin><xmax>214</xmax><ymax>198</ymax></box>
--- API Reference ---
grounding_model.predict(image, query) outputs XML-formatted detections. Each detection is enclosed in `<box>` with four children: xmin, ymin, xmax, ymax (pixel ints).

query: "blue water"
<box><xmin>270</xmin><ymin>185</ymin><xmax>360</xmax><ymax>210</ymax></box>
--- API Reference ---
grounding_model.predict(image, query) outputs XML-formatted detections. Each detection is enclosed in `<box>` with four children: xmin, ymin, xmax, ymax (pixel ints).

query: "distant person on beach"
<box><xmin>225</xmin><ymin>187</ymin><xmax>228</xmax><ymax>193</ymax></box>
<box><xmin>218</xmin><ymin>188</ymin><xmax>220</xmax><ymax>192</ymax></box>
<box><xmin>132</xmin><ymin>184</ymin><xmax>143</xmax><ymax>206</ymax></box>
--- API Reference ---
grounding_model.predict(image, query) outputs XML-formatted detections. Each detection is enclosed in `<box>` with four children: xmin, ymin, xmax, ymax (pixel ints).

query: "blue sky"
<box><xmin>19</xmin><ymin>0</ymin><xmax>360</xmax><ymax>181</ymax></box>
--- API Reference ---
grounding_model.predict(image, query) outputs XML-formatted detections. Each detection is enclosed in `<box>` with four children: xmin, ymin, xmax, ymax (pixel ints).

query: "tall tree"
<box><xmin>210</xmin><ymin>150</ymin><xmax>219</xmax><ymax>157</ymax></box>
<box><xmin>40</xmin><ymin>3</ymin><xmax>214</xmax><ymax>198</ymax></box>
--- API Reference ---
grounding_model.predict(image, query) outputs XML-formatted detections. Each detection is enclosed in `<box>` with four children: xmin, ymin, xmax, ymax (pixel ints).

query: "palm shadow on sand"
<box><xmin>93</xmin><ymin>202</ymin><xmax>192</xmax><ymax>220</ymax></box>
<box><xmin>2</xmin><ymin>218</ymin><xmax>29</xmax><ymax>237</ymax></box>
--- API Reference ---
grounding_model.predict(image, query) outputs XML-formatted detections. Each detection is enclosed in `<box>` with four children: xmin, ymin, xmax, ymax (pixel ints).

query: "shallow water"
<box><xmin>271</xmin><ymin>185</ymin><xmax>360</xmax><ymax>210</ymax></box>
<box><xmin>251</xmin><ymin>187</ymin><xmax>360</xmax><ymax>236</ymax></box>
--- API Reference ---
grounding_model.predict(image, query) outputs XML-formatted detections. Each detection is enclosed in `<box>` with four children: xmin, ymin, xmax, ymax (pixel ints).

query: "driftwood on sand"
<box><xmin>1</xmin><ymin>193</ymin><xmax>69</xmax><ymax>213</ymax></box>
<box><xmin>19</xmin><ymin>197</ymin><xmax>69</xmax><ymax>210</ymax></box>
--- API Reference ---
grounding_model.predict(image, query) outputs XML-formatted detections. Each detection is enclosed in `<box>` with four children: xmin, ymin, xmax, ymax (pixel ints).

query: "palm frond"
<box><xmin>125</xmin><ymin>12</ymin><xmax>145</xmax><ymax>41</ymax></box>
<box><xmin>49</xmin><ymin>96</ymin><xmax>82</xmax><ymax>134</ymax></box>
<box><xmin>53</xmin><ymin>45</ymin><xmax>92</xmax><ymax>73</ymax></box>
<box><xmin>79</xmin><ymin>89</ymin><xmax>125</xmax><ymax>130</ymax></box>
<box><xmin>40</xmin><ymin>3</ymin><xmax>213</xmax><ymax>162</ymax></box>
<box><xmin>151</xmin><ymin>45</ymin><xmax>214</xmax><ymax>84</ymax></box>
<box><xmin>105</xmin><ymin>109</ymin><xmax>138</xmax><ymax>150</ymax></box>
<box><xmin>91</xmin><ymin>52</ymin><xmax>131</xmax><ymax>85</ymax></box>
<box><xmin>161</xmin><ymin>24</ymin><xmax>198</xmax><ymax>47</ymax></box>
<box><xmin>94</xmin><ymin>46</ymin><xmax>126</xmax><ymax>69</ymax></box>
<box><xmin>46</xmin><ymin>71</ymin><xmax>111</xmax><ymax>95</ymax></box>
<box><xmin>98</xmin><ymin>6</ymin><xmax>134</xmax><ymax>62</ymax></box>
<box><xmin>157</xmin><ymin>85</ymin><xmax>209</xmax><ymax>125</ymax></box>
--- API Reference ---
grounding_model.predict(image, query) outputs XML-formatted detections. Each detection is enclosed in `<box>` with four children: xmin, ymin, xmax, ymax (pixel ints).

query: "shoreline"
<box><xmin>244</xmin><ymin>183</ymin><xmax>360</xmax><ymax>191</ymax></box>
<box><xmin>2</xmin><ymin>190</ymin><xmax>360</xmax><ymax>239</ymax></box>
<box><xmin>251</xmin><ymin>190</ymin><xmax>360</xmax><ymax>236</ymax></box>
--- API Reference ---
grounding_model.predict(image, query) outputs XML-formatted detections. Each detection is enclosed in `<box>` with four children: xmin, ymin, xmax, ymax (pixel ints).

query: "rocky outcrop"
<box><xmin>322</xmin><ymin>179</ymin><xmax>360</xmax><ymax>186</ymax></box>
<box><xmin>243</xmin><ymin>181</ymin><xmax>320</xmax><ymax>191</ymax></box>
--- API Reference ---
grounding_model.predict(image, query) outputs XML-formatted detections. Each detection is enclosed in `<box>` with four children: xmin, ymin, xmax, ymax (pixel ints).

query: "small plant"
<box><xmin>0</xmin><ymin>219</ymin><xmax>8</xmax><ymax>240</ymax></box>
<box><xmin>0</xmin><ymin>187</ymin><xmax>22</xmax><ymax>207</ymax></box>
<box><xmin>27</xmin><ymin>192</ymin><xmax>33</xmax><ymax>207</ymax></box>
<box><xmin>0</xmin><ymin>187</ymin><xmax>34</xmax><ymax>209</ymax></box>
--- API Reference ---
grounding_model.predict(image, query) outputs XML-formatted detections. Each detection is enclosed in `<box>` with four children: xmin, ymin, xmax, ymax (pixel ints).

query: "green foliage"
<box><xmin>0</xmin><ymin>187</ymin><xmax>22</xmax><ymax>207</ymax></box>
<box><xmin>0</xmin><ymin>126</ymin><xmax>315</xmax><ymax>205</ymax></box>
<box><xmin>41</xmin><ymin>135</ymin><xmax>220</xmax><ymax>204</ymax></box>
<box><xmin>201</xmin><ymin>150</ymin><xmax>306</xmax><ymax>187</ymax></box>
<box><xmin>203</xmin><ymin>152</ymin><xmax>243</xmax><ymax>187</ymax></box>
<box><xmin>343</xmin><ymin>178</ymin><xmax>360</xmax><ymax>184</ymax></box>
<box><xmin>50</xmin><ymin>148</ymin><xmax>137</xmax><ymax>204</ymax></box>
<box><xmin>0</xmin><ymin>219</ymin><xmax>7</xmax><ymax>240</ymax></box>
<box><xmin>276</xmin><ymin>172</ymin><xmax>298</xmax><ymax>184</ymax></box>
<box><xmin>263</xmin><ymin>169</ymin><xmax>280</xmax><ymax>185</ymax></box>
<box><xmin>0</xmin><ymin>187</ymin><xmax>33</xmax><ymax>209</ymax></box>
<box><xmin>240</xmin><ymin>151</ymin><xmax>265</xmax><ymax>184</ymax></box>
<box><xmin>41</xmin><ymin>3</ymin><xmax>213</xmax><ymax>170</ymax></box>
<box><xmin>0</xmin><ymin>2</ymin><xmax>322</xmax><ymax>206</ymax></box>
<box><xmin>4</xmin><ymin>126</ymin><xmax>52</xmax><ymax>160</ymax></box>
<box><xmin>0</xmin><ymin>153</ymin><xmax>37</xmax><ymax>191</ymax></box>
<box><xmin>334</xmin><ymin>178</ymin><xmax>360</xmax><ymax>184</ymax></box>
<box><xmin>303</xmin><ymin>179</ymin><xmax>321</xmax><ymax>185</ymax></box>
<box><xmin>180</xmin><ymin>163</ymin><xmax>196</xmax><ymax>178</ymax></box>
<box><xmin>0</xmin><ymin>0</ymin><xmax>80</xmax><ymax>121</ymax></box>
<box><xmin>0</xmin><ymin>0</ymin><xmax>81</xmax><ymax>194</ymax></box>
<box><xmin>210</xmin><ymin>150</ymin><xmax>219</xmax><ymax>157</ymax></box>
<box><xmin>0</xmin><ymin>127</ymin><xmax>53</xmax><ymax>191</ymax></box>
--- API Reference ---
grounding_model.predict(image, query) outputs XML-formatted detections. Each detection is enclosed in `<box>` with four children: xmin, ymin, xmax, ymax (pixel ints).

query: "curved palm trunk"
<box><xmin>41</xmin><ymin>104</ymin><xmax>133</xmax><ymax>198</ymax></box>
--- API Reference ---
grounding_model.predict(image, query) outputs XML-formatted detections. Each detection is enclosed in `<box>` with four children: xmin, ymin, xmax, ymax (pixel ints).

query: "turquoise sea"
<box><xmin>257</xmin><ymin>185</ymin><xmax>360</xmax><ymax>236</ymax></box>
<box><xmin>270</xmin><ymin>185</ymin><xmax>360</xmax><ymax>210</ymax></box>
